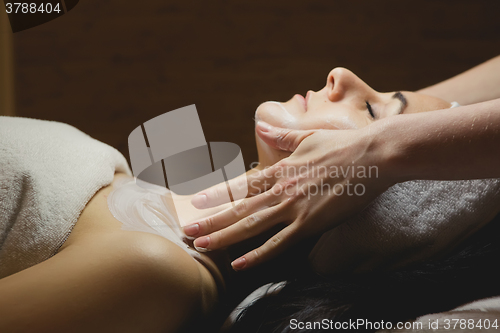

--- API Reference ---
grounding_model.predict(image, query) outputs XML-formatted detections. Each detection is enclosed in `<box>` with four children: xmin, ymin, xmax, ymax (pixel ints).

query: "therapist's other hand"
<box><xmin>184</xmin><ymin>121</ymin><xmax>395</xmax><ymax>270</ymax></box>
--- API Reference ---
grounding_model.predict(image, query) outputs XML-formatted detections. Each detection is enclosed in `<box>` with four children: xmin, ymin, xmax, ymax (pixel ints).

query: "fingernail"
<box><xmin>257</xmin><ymin>121</ymin><xmax>271</xmax><ymax>133</ymax></box>
<box><xmin>191</xmin><ymin>194</ymin><xmax>207</xmax><ymax>208</ymax></box>
<box><xmin>183</xmin><ymin>223</ymin><xmax>200</xmax><ymax>237</ymax></box>
<box><xmin>231</xmin><ymin>257</ymin><xmax>246</xmax><ymax>270</ymax></box>
<box><xmin>194</xmin><ymin>245</ymin><xmax>210</xmax><ymax>252</ymax></box>
<box><xmin>194</xmin><ymin>236</ymin><xmax>210</xmax><ymax>249</ymax></box>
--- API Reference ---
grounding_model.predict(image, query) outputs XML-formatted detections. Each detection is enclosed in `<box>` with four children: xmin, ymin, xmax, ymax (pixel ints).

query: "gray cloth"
<box><xmin>0</xmin><ymin>116</ymin><xmax>131</xmax><ymax>278</ymax></box>
<box><xmin>310</xmin><ymin>178</ymin><xmax>500</xmax><ymax>274</ymax></box>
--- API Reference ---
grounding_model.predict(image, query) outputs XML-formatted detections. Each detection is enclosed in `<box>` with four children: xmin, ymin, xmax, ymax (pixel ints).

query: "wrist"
<box><xmin>365</xmin><ymin>116</ymin><xmax>415</xmax><ymax>185</ymax></box>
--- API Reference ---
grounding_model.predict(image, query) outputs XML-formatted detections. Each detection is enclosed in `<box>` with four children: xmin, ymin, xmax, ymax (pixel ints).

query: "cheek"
<box><xmin>255</xmin><ymin>102</ymin><xmax>299</xmax><ymax>128</ymax></box>
<box><xmin>303</xmin><ymin>115</ymin><xmax>361</xmax><ymax>130</ymax></box>
<box><xmin>300</xmin><ymin>109</ymin><xmax>365</xmax><ymax>130</ymax></box>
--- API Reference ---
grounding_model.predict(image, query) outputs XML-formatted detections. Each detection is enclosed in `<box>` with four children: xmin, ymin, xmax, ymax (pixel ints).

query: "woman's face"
<box><xmin>254</xmin><ymin>67</ymin><xmax>451</xmax><ymax>166</ymax></box>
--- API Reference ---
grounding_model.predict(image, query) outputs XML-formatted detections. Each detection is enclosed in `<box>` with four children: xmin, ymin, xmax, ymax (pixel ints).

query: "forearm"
<box><xmin>418</xmin><ymin>55</ymin><xmax>500</xmax><ymax>105</ymax></box>
<box><xmin>373</xmin><ymin>98</ymin><xmax>500</xmax><ymax>182</ymax></box>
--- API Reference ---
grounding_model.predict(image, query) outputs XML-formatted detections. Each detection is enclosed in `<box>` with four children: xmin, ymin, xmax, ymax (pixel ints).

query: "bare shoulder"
<box><xmin>0</xmin><ymin>173</ymin><xmax>217</xmax><ymax>332</ymax></box>
<box><xmin>75</xmin><ymin>230</ymin><xmax>207</xmax><ymax>316</ymax></box>
<box><xmin>0</xmin><ymin>227</ymin><xmax>209</xmax><ymax>333</ymax></box>
<box><xmin>82</xmin><ymin>230</ymin><xmax>205</xmax><ymax>295</ymax></box>
<box><xmin>58</xmin><ymin>172</ymin><xmax>205</xmax><ymax>295</ymax></box>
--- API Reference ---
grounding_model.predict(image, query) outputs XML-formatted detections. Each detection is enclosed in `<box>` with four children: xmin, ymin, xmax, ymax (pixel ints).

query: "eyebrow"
<box><xmin>392</xmin><ymin>91</ymin><xmax>407</xmax><ymax>114</ymax></box>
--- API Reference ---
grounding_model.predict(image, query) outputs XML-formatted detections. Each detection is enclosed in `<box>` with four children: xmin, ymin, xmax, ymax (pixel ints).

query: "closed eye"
<box><xmin>365</xmin><ymin>101</ymin><xmax>375</xmax><ymax>119</ymax></box>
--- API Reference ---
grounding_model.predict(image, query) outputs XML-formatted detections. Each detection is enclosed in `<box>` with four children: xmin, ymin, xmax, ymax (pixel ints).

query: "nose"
<box><xmin>325</xmin><ymin>67</ymin><xmax>373</xmax><ymax>102</ymax></box>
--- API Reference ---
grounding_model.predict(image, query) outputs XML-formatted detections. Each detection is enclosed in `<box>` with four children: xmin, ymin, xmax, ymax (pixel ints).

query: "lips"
<box><xmin>294</xmin><ymin>94</ymin><xmax>307</xmax><ymax>111</ymax></box>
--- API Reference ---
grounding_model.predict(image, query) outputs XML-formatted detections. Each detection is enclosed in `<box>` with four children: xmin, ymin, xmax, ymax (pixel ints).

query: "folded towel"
<box><xmin>0</xmin><ymin>116</ymin><xmax>132</xmax><ymax>278</ymax></box>
<box><xmin>309</xmin><ymin>178</ymin><xmax>500</xmax><ymax>274</ymax></box>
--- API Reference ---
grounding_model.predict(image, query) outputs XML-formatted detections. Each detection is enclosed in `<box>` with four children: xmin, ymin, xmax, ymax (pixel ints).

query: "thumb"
<box><xmin>256</xmin><ymin>121</ymin><xmax>316</xmax><ymax>152</ymax></box>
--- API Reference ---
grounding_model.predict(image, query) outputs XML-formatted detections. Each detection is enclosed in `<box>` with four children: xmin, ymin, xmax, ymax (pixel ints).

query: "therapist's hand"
<box><xmin>183</xmin><ymin>121</ymin><xmax>396</xmax><ymax>270</ymax></box>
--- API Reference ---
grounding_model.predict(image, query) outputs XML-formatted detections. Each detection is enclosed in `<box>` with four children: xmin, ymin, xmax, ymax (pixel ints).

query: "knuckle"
<box><xmin>270</xmin><ymin>235</ymin><xmax>282</xmax><ymax>248</ymax></box>
<box><xmin>281</xmin><ymin>197</ymin><xmax>293</xmax><ymax>208</ymax></box>
<box><xmin>252</xmin><ymin>249</ymin><xmax>261</xmax><ymax>263</ymax></box>
<box><xmin>210</xmin><ymin>188</ymin><xmax>220</xmax><ymax>199</ymax></box>
<box><xmin>249</xmin><ymin>179</ymin><xmax>264</xmax><ymax>195</ymax></box>
<box><xmin>289</xmin><ymin>176</ymin><xmax>301</xmax><ymax>186</ymax></box>
<box><xmin>275</xmin><ymin>130</ymin><xmax>287</xmax><ymax>148</ymax></box>
<box><xmin>234</xmin><ymin>175</ymin><xmax>247</xmax><ymax>191</ymax></box>
<box><xmin>204</xmin><ymin>216</ymin><xmax>214</xmax><ymax>231</ymax></box>
<box><xmin>243</xmin><ymin>214</ymin><xmax>259</xmax><ymax>230</ymax></box>
<box><xmin>234</xmin><ymin>200</ymin><xmax>247</xmax><ymax>216</ymax></box>
<box><xmin>284</xmin><ymin>193</ymin><xmax>300</xmax><ymax>206</ymax></box>
<box><xmin>279</xmin><ymin>176</ymin><xmax>299</xmax><ymax>189</ymax></box>
<box><xmin>295</xmin><ymin>185</ymin><xmax>308</xmax><ymax>199</ymax></box>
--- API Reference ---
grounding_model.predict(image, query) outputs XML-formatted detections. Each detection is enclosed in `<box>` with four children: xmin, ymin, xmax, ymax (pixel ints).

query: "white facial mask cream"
<box><xmin>266</xmin><ymin>101</ymin><xmax>288</xmax><ymax>113</ymax></box>
<box><xmin>107</xmin><ymin>177</ymin><xmax>201</xmax><ymax>259</ymax></box>
<box><xmin>260</xmin><ymin>101</ymin><xmax>296</xmax><ymax>128</ymax></box>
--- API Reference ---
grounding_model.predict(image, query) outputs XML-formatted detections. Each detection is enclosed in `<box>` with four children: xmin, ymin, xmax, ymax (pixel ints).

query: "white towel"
<box><xmin>0</xmin><ymin>116</ymin><xmax>132</xmax><ymax>278</ymax></box>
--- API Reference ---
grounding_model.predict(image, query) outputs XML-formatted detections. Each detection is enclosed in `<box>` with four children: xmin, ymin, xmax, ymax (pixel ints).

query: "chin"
<box><xmin>255</xmin><ymin>101</ymin><xmax>297</xmax><ymax>129</ymax></box>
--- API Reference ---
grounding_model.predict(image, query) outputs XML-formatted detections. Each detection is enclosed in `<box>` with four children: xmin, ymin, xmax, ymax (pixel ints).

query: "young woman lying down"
<box><xmin>0</xmin><ymin>66</ymin><xmax>499</xmax><ymax>333</ymax></box>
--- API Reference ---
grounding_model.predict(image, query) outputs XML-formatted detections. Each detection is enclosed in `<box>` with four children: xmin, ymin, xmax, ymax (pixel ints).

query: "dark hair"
<box><xmin>228</xmin><ymin>213</ymin><xmax>500</xmax><ymax>333</ymax></box>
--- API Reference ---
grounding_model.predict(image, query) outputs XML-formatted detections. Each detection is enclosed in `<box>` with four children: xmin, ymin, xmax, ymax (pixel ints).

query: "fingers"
<box><xmin>185</xmin><ymin>191</ymin><xmax>281</xmax><ymax>238</ymax></box>
<box><xmin>190</xmin><ymin>174</ymin><xmax>245</xmax><ymax>209</ymax></box>
<box><xmin>256</xmin><ymin>121</ymin><xmax>316</xmax><ymax>152</ymax></box>
<box><xmin>192</xmin><ymin>202</ymin><xmax>288</xmax><ymax>251</ymax></box>
<box><xmin>191</xmin><ymin>167</ymin><xmax>278</xmax><ymax>209</ymax></box>
<box><xmin>231</xmin><ymin>224</ymin><xmax>300</xmax><ymax>270</ymax></box>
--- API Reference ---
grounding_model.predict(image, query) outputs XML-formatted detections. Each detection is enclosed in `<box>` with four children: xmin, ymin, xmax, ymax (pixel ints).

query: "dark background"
<box><xmin>11</xmin><ymin>0</ymin><xmax>500</xmax><ymax>168</ymax></box>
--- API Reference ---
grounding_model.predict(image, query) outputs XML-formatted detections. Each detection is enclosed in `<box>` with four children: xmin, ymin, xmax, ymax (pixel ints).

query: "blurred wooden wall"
<box><xmin>11</xmin><ymin>0</ymin><xmax>500</xmax><ymax>167</ymax></box>
<box><xmin>0</xmin><ymin>8</ymin><xmax>14</xmax><ymax>116</ymax></box>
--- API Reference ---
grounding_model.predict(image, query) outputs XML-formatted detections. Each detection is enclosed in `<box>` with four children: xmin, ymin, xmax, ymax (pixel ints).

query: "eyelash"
<box><xmin>365</xmin><ymin>101</ymin><xmax>375</xmax><ymax>118</ymax></box>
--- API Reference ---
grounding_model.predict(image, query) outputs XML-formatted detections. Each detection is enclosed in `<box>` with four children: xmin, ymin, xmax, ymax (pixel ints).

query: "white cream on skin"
<box><xmin>328</xmin><ymin>115</ymin><xmax>359</xmax><ymax>130</ymax></box>
<box><xmin>260</xmin><ymin>101</ymin><xmax>297</xmax><ymax>128</ymax></box>
<box><xmin>266</xmin><ymin>101</ymin><xmax>289</xmax><ymax>113</ymax></box>
<box><xmin>107</xmin><ymin>177</ymin><xmax>201</xmax><ymax>259</ymax></box>
<box><xmin>257</xmin><ymin>101</ymin><xmax>358</xmax><ymax>130</ymax></box>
